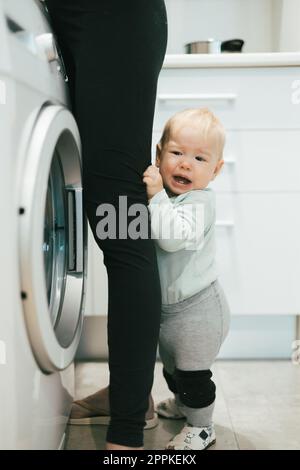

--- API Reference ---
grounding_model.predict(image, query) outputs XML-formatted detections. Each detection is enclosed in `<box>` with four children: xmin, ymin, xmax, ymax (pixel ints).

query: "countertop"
<box><xmin>163</xmin><ymin>52</ymin><xmax>300</xmax><ymax>68</ymax></box>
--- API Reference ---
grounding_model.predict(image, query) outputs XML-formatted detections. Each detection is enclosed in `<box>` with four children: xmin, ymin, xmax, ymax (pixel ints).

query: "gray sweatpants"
<box><xmin>159</xmin><ymin>279</ymin><xmax>231</xmax><ymax>427</ymax></box>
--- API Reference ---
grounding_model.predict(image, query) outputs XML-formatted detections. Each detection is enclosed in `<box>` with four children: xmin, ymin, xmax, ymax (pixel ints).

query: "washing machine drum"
<box><xmin>19</xmin><ymin>105</ymin><xmax>87</xmax><ymax>373</ymax></box>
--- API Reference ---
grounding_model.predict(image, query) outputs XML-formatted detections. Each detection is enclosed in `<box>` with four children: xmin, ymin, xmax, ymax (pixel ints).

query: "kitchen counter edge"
<box><xmin>163</xmin><ymin>52</ymin><xmax>300</xmax><ymax>68</ymax></box>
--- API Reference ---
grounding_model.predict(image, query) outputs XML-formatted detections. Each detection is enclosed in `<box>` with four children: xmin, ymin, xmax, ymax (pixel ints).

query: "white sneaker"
<box><xmin>166</xmin><ymin>424</ymin><xmax>216</xmax><ymax>450</ymax></box>
<box><xmin>155</xmin><ymin>397</ymin><xmax>186</xmax><ymax>419</ymax></box>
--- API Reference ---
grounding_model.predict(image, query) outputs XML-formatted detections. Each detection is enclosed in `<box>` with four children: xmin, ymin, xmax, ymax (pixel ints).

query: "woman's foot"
<box><xmin>69</xmin><ymin>387</ymin><xmax>158</xmax><ymax>429</ymax></box>
<box><xmin>69</xmin><ymin>386</ymin><xmax>110</xmax><ymax>425</ymax></box>
<box><xmin>105</xmin><ymin>442</ymin><xmax>144</xmax><ymax>450</ymax></box>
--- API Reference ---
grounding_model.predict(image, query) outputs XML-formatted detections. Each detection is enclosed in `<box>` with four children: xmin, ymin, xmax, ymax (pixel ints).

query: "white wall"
<box><xmin>164</xmin><ymin>0</ymin><xmax>300</xmax><ymax>54</ymax></box>
<box><xmin>278</xmin><ymin>0</ymin><xmax>300</xmax><ymax>51</ymax></box>
<box><xmin>271</xmin><ymin>0</ymin><xmax>283</xmax><ymax>52</ymax></box>
<box><xmin>165</xmin><ymin>0</ymin><xmax>274</xmax><ymax>54</ymax></box>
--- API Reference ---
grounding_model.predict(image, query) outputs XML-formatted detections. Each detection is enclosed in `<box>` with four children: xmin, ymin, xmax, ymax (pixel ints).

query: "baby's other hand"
<box><xmin>143</xmin><ymin>165</ymin><xmax>163</xmax><ymax>200</ymax></box>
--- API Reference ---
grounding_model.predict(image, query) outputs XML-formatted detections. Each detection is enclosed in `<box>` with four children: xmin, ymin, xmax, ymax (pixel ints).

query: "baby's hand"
<box><xmin>143</xmin><ymin>165</ymin><xmax>163</xmax><ymax>200</ymax></box>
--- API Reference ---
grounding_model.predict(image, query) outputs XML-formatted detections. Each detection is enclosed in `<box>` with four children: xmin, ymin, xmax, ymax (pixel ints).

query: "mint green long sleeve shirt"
<box><xmin>148</xmin><ymin>187</ymin><xmax>218</xmax><ymax>305</ymax></box>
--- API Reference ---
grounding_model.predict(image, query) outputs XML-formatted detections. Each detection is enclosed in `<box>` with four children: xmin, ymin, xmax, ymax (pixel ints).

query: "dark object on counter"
<box><xmin>221</xmin><ymin>39</ymin><xmax>244</xmax><ymax>53</ymax></box>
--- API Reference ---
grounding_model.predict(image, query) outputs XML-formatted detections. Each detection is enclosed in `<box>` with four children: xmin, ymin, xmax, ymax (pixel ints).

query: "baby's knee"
<box><xmin>175</xmin><ymin>369</ymin><xmax>216</xmax><ymax>408</ymax></box>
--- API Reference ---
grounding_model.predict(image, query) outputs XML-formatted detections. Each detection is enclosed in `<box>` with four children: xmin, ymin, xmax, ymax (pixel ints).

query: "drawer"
<box><xmin>154</xmin><ymin>67</ymin><xmax>300</xmax><ymax>130</ymax></box>
<box><xmin>152</xmin><ymin>129</ymin><xmax>300</xmax><ymax>192</ymax></box>
<box><xmin>214</xmin><ymin>193</ymin><xmax>300</xmax><ymax>315</ymax></box>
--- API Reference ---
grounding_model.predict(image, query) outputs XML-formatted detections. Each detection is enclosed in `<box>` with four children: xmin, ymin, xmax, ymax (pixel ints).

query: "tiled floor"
<box><xmin>65</xmin><ymin>360</ymin><xmax>300</xmax><ymax>450</ymax></box>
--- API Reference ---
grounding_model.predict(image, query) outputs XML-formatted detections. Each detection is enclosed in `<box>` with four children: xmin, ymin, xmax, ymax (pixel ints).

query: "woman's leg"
<box><xmin>46</xmin><ymin>0</ymin><xmax>167</xmax><ymax>447</ymax></box>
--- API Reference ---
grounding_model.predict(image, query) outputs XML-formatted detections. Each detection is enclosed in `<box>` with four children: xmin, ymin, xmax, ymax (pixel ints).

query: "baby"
<box><xmin>143</xmin><ymin>107</ymin><xmax>231</xmax><ymax>450</ymax></box>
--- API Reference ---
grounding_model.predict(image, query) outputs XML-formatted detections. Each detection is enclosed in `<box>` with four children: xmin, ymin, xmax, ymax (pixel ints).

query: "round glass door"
<box><xmin>19</xmin><ymin>106</ymin><xmax>87</xmax><ymax>372</ymax></box>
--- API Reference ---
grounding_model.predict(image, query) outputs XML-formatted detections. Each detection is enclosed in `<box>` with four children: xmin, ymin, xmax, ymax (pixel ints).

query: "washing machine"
<box><xmin>0</xmin><ymin>0</ymin><xmax>87</xmax><ymax>449</ymax></box>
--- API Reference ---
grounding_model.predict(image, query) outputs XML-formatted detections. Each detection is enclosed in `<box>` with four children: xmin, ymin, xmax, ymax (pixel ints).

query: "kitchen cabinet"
<box><xmin>152</xmin><ymin>61</ymin><xmax>300</xmax><ymax>317</ymax></box>
<box><xmin>81</xmin><ymin>60</ymin><xmax>300</xmax><ymax>360</ymax></box>
<box><xmin>215</xmin><ymin>193</ymin><xmax>300</xmax><ymax>315</ymax></box>
<box><xmin>154</xmin><ymin>67</ymin><xmax>300</xmax><ymax>130</ymax></box>
<box><xmin>84</xmin><ymin>226</ymin><xmax>108</xmax><ymax>317</ymax></box>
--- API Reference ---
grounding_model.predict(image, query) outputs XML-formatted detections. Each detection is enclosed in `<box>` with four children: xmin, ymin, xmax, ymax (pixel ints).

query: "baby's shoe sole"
<box><xmin>166</xmin><ymin>438</ymin><xmax>216</xmax><ymax>451</ymax></box>
<box><xmin>166</xmin><ymin>423</ymin><xmax>216</xmax><ymax>451</ymax></box>
<box><xmin>205</xmin><ymin>439</ymin><xmax>216</xmax><ymax>450</ymax></box>
<box><xmin>68</xmin><ymin>412</ymin><xmax>159</xmax><ymax>430</ymax></box>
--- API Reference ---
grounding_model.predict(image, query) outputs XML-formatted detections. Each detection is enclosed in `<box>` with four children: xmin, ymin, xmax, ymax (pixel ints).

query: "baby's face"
<box><xmin>156</xmin><ymin>125</ymin><xmax>224</xmax><ymax>196</ymax></box>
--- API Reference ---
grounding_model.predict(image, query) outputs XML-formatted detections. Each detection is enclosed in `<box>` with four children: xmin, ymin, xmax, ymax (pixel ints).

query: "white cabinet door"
<box><xmin>154</xmin><ymin>67</ymin><xmax>300</xmax><ymax>130</ymax></box>
<box><xmin>84</xmin><ymin>227</ymin><xmax>108</xmax><ymax>317</ymax></box>
<box><xmin>92</xmin><ymin>237</ymin><xmax>108</xmax><ymax>316</ymax></box>
<box><xmin>215</xmin><ymin>193</ymin><xmax>300</xmax><ymax>315</ymax></box>
<box><xmin>209</xmin><ymin>129</ymin><xmax>300</xmax><ymax>192</ymax></box>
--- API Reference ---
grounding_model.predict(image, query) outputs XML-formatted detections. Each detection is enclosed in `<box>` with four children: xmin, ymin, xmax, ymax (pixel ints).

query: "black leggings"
<box><xmin>46</xmin><ymin>0</ymin><xmax>167</xmax><ymax>446</ymax></box>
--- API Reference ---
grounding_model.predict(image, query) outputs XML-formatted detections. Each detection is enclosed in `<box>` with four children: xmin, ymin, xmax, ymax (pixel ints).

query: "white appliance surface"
<box><xmin>0</xmin><ymin>0</ymin><xmax>86</xmax><ymax>449</ymax></box>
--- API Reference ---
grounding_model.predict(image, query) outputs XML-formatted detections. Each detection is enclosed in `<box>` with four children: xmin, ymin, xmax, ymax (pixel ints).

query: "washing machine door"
<box><xmin>19</xmin><ymin>105</ymin><xmax>87</xmax><ymax>373</ymax></box>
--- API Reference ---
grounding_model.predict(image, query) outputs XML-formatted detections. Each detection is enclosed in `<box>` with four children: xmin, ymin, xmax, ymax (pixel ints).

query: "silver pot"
<box><xmin>185</xmin><ymin>39</ymin><xmax>222</xmax><ymax>54</ymax></box>
<box><xmin>185</xmin><ymin>38</ymin><xmax>245</xmax><ymax>54</ymax></box>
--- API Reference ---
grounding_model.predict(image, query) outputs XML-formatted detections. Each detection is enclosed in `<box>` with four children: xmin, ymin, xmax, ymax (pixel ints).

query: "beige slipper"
<box><xmin>68</xmin><ymin>397</ymin><xmax>159</xmax><ymax>430</ymax></box>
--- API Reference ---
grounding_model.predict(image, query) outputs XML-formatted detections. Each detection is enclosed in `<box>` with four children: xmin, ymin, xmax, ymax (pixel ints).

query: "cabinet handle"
<box><xmin>215</xmin><ymin>220</ymin><xmax>235</xmax><ymax>227</ymax></box>
<box><xmin>158</xmin><ymin>93</ymin><xmax>237</xmax><ymax>102</ymax></box>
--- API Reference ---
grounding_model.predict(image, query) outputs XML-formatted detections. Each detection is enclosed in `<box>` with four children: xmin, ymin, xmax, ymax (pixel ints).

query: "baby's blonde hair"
<box><xmin>157</xmin><ymin>107</ymin><xmax>226</xmax><ymax>160</ymax></box>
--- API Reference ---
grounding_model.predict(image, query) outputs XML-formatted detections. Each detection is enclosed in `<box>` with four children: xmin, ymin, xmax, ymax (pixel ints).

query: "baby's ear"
<box><xmin>155</xmin><ymin>144</ymin><xmax>162</xmax><ymax>167</ymax></box>
<box><xmin>212</xmin><ymin>159</ymin><xmax>224</xmax><ymax>180</ymax></box>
